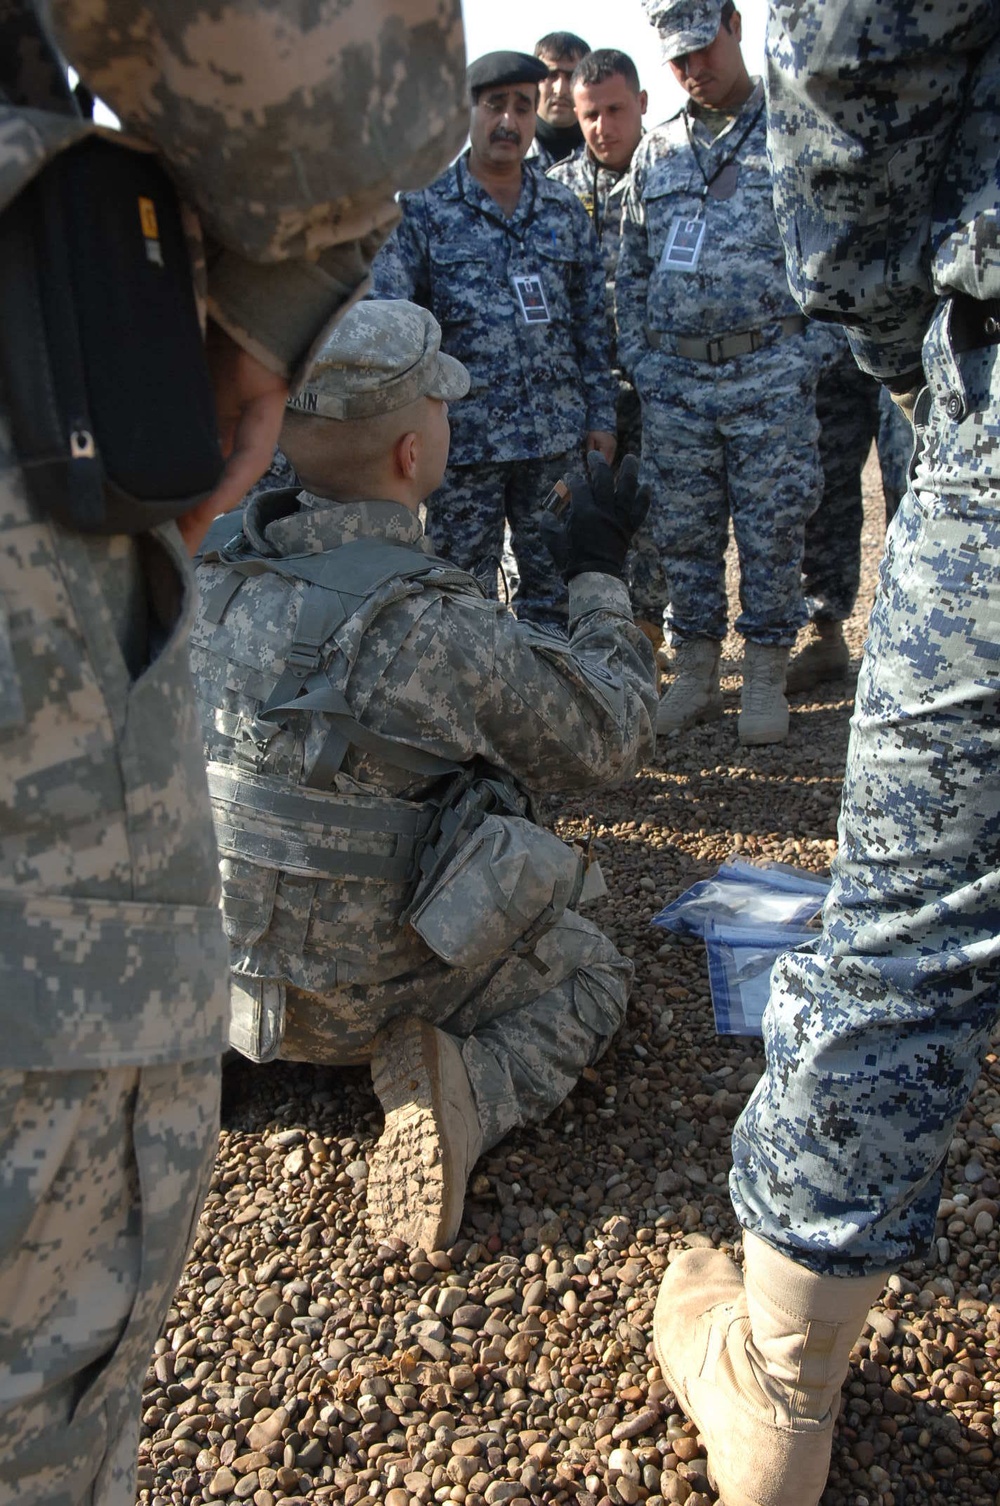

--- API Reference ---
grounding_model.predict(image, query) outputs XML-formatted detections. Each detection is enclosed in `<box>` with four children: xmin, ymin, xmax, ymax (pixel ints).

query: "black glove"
<box><xmin>538</xmin><ymin>451</ymin><xmax>651</xmax><ymax>582</ymax></box>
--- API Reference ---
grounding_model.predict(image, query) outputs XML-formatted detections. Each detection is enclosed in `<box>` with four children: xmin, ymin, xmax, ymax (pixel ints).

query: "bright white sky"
<box><xmin>460</xmin><ymin>0</ymin><xmax>768</xmax><ymax>126</ymax></box>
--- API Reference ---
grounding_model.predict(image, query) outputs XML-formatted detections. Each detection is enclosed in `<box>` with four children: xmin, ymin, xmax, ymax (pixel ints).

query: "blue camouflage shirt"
<box><xmin>372</xmin><ymin>152</ymin><xmax>616</xmax><ymax>466</ymax></box>
<box><xmin>616</xmin><ymin>81</ymin><xmax>800</xmax><ymax>376</ymax></box>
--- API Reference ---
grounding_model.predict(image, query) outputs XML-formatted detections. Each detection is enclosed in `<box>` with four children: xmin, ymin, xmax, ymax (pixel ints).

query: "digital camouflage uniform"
<box><xmin>547</xmin><ymin>144</ymin><xmax>665</xmax><ymax>627</ymax></box>
<box><xmin>372</xmin><ymin>156</ymin><xmax>616</xmax><ymax>624</ymax></box>
<box><xmin>245</xmin><ymin>445</ymin><xmax>300</xmax><ymax>510</ymax></box>
<box><xmin>190</xmin><ymin>487</ymin><xmax>656</xmax><ymax>1152</ymax></box>
<box><xmin>804</xmin><ymin>327</ymin><xmax>915</xmax><ymax>624</ymax></box>
<box><xmin>617</xmin><ymin>81</ymin><xmax>822</xmax><ymax>646</ymax></box>
<box><xmin>0</xmin><ymin>2</ymin><xmax>465</xmax><ymax>1502</ymax></box>
<box><xmin>731</xmin><ymin>0</ymin><xmax>1000</xmax><ymax>1277</ymax></box>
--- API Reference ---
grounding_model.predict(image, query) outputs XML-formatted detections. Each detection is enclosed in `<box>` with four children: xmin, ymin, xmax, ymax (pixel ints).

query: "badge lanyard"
<box><xmin>455</xmin><ymin>157</ymin><xmax>554</xmax><ymax>322</ymax></box>
<box><xmin>683</xmin><ymin>96</ymin><xmax>764</xmax><ymax>206</ymax></box>
<box><xmin>660</xmin><ymin>97</ymin><xmax>764</xmax><ymax>274</ymax></box>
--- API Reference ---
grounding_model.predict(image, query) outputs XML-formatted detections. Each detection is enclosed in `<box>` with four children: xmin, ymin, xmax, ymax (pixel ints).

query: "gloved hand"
<box><xmin>538</xmin><ymin>451</ymin><xmax>651</xmax><ymax>582</ymax></box>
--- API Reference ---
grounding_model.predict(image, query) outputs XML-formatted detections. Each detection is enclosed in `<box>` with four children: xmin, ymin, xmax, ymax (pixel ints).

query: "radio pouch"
<box><xmin>0</xmin><ymin>134</ymin><xmax>223</xmax><ymax>533</ymax></box>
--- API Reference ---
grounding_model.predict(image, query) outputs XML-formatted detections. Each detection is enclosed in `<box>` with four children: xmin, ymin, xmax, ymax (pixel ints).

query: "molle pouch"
<box><xmin>407</xmin><ymin>814</ymin><xmax>584</xmax><ymax>970</ymax></box>
<box><xmin>0</xmin><ymin>135</ymin><xmax>223</xmax><ymax>534</ymax></box>
<box><xmin>229</xmin><ymin>976</ymin><xmax>286</xmax><ymax>1064</ymax></box>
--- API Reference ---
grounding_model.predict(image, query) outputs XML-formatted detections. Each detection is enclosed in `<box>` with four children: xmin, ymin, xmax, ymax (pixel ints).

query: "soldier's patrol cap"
<box><xmin>466</xmin><ymin>51</ymin><xmax>548</xmax><ymax>99</ymax></box>
<box><xmin>286</xmin><ymin>300</ymin><xmax>470</xmax><ymax>421</ymax></box>
<box><xmin>644</xmin><ymin>0</ymin><xmax>725</xmax><ymax>59</ymax></box>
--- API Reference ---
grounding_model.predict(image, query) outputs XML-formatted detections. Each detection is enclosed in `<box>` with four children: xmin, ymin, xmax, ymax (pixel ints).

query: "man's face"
<box><xmin>668</xmin><ymin>11</ymin><xmax>746</xmax><ymax>111</ymax></box>
<box><xmin>574</xmin><ymin>74</ymin><xmax>647</xmax><ymax>173</ymax></box>
<box><xmin>468</xmin><ymin>85</ymin><xmax>536</xmax><ymax>167</ymax></box>
<box><xmin>536</xmin><ymin>51</ymin><xmax>585</xmax><ymax>127</ymax></box>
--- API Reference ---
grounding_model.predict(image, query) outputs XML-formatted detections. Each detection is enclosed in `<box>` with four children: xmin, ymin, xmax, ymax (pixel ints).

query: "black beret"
<box><xmin>466</xmin><ymin>51</ymin><xmax>548</xmax><ymax>97</ymax></box>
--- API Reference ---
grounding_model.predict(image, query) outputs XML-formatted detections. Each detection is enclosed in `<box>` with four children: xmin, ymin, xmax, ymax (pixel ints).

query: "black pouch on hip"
<box><xmin>0</xmin><ymin>134</ymin><xmax>223</xmax><ymax>534</ymax></box>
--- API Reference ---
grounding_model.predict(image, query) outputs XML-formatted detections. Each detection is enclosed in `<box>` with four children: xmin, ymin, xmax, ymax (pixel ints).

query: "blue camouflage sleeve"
<box><xmin>370</xmin><ymin>194</ymin><xmax>432</xmax><ymax>305</ymax></box>
<box><xmin>614</xmin><ymin>146</ymin><xmax>652</xmax><ymax>380</ymax></box>
<box><xmin>566</xmin><ymin>199</ymin><xmax>617</xmax><ymax>433</ymax></box>
<box><xmin>766</xmin><ymin>0</ymin><xmax>998</xmax><ymax>381</ymax></box>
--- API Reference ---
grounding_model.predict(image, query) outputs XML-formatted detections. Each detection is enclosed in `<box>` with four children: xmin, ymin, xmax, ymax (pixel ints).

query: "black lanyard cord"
<box><xmin>683</xmin><ymin>97</ymin><xmax>763</xmax><ymax>198</ymax></box>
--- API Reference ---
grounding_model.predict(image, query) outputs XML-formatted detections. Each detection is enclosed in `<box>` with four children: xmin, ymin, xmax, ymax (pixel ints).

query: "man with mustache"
<box><xmin>373</xmin><ymin>51</ymin><xmax>616</xmax><ymax>626</ymax></box>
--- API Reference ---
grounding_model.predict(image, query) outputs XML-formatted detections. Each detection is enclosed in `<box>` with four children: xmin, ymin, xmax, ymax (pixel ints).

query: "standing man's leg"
<box><xmin>652</xmin><ymin>305</ymin><xmax>1000</xmax><ymax>1506</ymax></box>
<box><xmin>425</xmin><ymin>461</ymin><xmax>509</xmax><ymax>596</ymax></box>
<box><xmin>638</xmin><ymin>358</ymin><xmax>728</xmax><ymax>735</ymax></box>
<box><xmin>506</xmin><ymin>454</ymin><xmax>576</xmax><ymax>625</ymax></box>
<box><xmin>616</xmin><ymin>380</ymin><xmax>666</xmax><ymax>649</ymax></box>
<box><xmin>724</xmin><ymin>341</ymin><xmax>821</xmax><ymax>743</ymax></box>
<box><xmin>787</xmin><ymin>342</ymin><xmax>880</xmax><ymax>692</ymax></box>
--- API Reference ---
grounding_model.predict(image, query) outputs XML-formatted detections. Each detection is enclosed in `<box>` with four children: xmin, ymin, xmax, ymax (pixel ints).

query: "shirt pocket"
<box><xmin>429</xmin><ymin>241</ymin><xmax>499</xmax><ymax>326</ymax></box>
<box><xmin>643</xmin><ymin>158</ymin><xmax>702</xmax><ymax>255</ymax></box>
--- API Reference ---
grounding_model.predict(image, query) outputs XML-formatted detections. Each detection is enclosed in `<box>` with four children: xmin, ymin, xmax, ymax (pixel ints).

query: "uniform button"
<box><xmin>946</xmin><ymin>392</ymin><xmax>963</xmax><ymax>419</ymax></box>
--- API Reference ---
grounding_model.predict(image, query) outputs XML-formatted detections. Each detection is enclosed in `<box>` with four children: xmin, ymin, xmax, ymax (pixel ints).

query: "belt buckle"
<box><xmin>706</xmin><ymin>335</ymin><xmax>725</xmax><ymax>365</ymax></box>
<box><xmin>748</xmin><ymin>326</ymin><xmax>765</xmax><ymax>354</ymax></box>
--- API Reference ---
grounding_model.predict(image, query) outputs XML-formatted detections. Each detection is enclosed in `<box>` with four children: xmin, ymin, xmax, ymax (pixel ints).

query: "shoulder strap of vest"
<box><xmin>203</xmin><ymin>532</ymin><xmax>480</xmax><ymax>788</ymax></box>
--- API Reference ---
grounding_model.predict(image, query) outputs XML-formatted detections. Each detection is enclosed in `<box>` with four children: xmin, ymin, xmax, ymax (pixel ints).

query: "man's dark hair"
<box><xmin>534</xmin><ymin>31</ymin><xmax>590</xmax><ymax>63</ymax></box>
<box><xmin>572</xmin><ymin>49</ymin><xmax>640</xmax><ymax>94</ymax></box>
<box><xmin>720</xmin><ymin>1</ymin><xmax>737</xmax><ymax>32</ymax></box>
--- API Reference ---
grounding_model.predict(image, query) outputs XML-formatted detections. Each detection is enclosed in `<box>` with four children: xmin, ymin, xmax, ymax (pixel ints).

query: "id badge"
<box><xmin>659</xmin><ymin>217</ymin><xmax>706</xmax><ymax>273</ymax></box>
<box><xmin>512</xmin><ymin>272</ymin><xmax>551</xmax><ymax>323</ymax></box>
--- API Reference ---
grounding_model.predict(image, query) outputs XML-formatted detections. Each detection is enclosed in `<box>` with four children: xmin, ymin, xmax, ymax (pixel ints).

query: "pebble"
<box><xmin>138</xmin><ymin>490</ymin><xmax>1000</xmax><ymax>1506</ymax></box>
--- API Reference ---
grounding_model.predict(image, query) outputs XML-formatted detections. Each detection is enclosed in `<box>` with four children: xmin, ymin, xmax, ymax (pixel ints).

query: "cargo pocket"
<box><xmin>408</xmin><ymin>814</ymin><xmax>583</xmax><ymax>969</ymax></box>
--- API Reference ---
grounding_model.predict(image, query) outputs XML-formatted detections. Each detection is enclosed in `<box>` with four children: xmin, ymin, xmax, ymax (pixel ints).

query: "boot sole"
<box><xmin>368</xmin><ymin>1017</ymin><xmax>464</xmax><ymax>1252</ymax></box>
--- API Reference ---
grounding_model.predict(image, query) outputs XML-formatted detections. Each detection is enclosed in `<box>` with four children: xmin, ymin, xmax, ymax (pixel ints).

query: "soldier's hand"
<box><xmin>586</xmin><ymin>429</ymin><xmax>617</xmax><ymax>465</ymax></box>
<box><xmin>538</xmin><ymin>451</ymin><xmax>651</xmax><ymax>583</ymax></box>
<box><xmin>177</xmin><ymin>321</ymin><xmax>289</xmax><ymax>554</ymax></box>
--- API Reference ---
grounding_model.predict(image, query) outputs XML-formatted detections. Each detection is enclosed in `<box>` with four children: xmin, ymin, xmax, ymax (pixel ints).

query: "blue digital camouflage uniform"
<box><xmin>547</xmin><ymin>144</ymin><xmax>666</xmax><ymax>628</ymax></box>
<box><xmin>0</xmin><ymin>2</ymin><xmax>466</xmax><ymax>1501</ymax></box>
<box><xmin>617</xmin><ymin>80</ymin><xmax>822</xmax><ymax>646</ymax></box>
<box><xmin>731</xmin><ymin>0</ymin><xmax>1000</xmax><ymax>1278</ymax></box>
<box><xmin>804</xmin><ymin>327</ymin><xmax>915</xmax><ymax>623</ymax></box>
<box><xmin>190</xmin><ymin>489</ymin><xmax>656</xmax><ymax>1150</ymax></box>
<box><xmin>372</xmin><ymin>155</ymin><xmax>616</xmax><ymax>624</ymax></box>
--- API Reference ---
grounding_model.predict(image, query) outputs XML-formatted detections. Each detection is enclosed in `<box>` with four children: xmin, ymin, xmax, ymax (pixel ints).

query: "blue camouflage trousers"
<box><xmin>805</xmin><ymin>344</ymin><xmax>915</xmax><ymax>621</ymax></box>
<box><xmin>731</xmin><ymin>297</ymin><xmax>1000</xmax><ymax>1277</ymax></box>
<box><xmin>635</xmin><ymin>337</ymin><xmax>821</xmax><ymax>645</ymax></box>
<box><xmin>616</xmin><ymin>379</ymin><xmax>667</xmax><ymax>628</ymax></box>
<box><xmin>425</xmin><ymin>455</ymin><xmax>574</xmax><ymax>625</ymax></box>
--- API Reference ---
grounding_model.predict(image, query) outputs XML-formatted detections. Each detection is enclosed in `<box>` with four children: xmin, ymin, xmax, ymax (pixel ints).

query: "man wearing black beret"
<box><xmin>372</xmin><ymin>51</ymin><xmax>617</xmax><ymax>627</ymax></box>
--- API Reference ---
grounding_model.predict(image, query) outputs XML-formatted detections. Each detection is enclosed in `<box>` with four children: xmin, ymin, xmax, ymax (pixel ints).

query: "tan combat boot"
<box><xmin>368</xmin><ymin>1016</ymin><xmax>483</xmax><ymax>1252</ymax></box>
<box><xmin>656</xmin><ymin>637</ymin><xmax>723</xmax><ymax>735</ymax></box>
<box><xmin>785</xmin><ymin>619</ymin><xmax>850</xmax><ymax>694</ymax></box>
<box><xmin>652</xmin><ymin>1233</ymin><xmax>887</xmax><ymax>1506</ymax></box>
<box><xmin>739</xmin><ymin>641</ymin><xmax>791</xmax><ymax>744</ymax></box>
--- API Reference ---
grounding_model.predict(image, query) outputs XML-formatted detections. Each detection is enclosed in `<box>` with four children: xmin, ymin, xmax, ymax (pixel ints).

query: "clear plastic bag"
<box><xmin>651</xmin><ymin>858</ymin><xmax>830</xmax><ymax>1037</ymax></box>
<box><xmin>651</xmin><ymin>858</ymin><xmax>829</xmax><ymax>938</ymax></box>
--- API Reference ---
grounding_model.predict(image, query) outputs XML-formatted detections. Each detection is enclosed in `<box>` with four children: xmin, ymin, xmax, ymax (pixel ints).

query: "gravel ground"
<box><xmin>139</xmin><ymin>455</ymin><xmax>1000</xmax><ymax>1506</ymax></box>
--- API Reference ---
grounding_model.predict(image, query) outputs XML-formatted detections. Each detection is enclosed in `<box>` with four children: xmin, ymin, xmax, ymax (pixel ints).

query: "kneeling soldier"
<box><xmin>191</xmin><ymin>300</ymin><xmax>656</xmax><ymax>1250</ymax></box>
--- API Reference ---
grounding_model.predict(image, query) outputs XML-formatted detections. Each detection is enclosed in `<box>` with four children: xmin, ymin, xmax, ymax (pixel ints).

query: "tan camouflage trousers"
<box><xmin>282</xmin><ymin>909</ymin><xmax>632</xmax><ymax>1150</ymax></box>
<box><xmin>0</xmin><ymin>1060</ymin><xmax>218</xmax><ymax>1506</ymax></box>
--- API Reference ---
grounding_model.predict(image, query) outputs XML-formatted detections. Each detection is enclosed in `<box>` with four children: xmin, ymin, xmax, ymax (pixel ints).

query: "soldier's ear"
<box><xmin>395</xmin><ymin>430</ymin><xmax>421</xmax><ymax>481</ymax></box>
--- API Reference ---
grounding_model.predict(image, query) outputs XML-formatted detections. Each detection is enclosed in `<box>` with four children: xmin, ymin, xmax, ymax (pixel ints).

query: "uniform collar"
<box><xmin>258</xmin><ymin>494</ymin><xmax>429</xmax><ymax>556</ymax></box>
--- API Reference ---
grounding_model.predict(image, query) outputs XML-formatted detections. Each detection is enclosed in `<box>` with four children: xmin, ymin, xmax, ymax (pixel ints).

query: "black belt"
<box><xmin>646</xmin><ymin>314</ymin><xmax>806</xmax><ymax>364</ymax></box>
<box><xmin>950</xmin><ymin>294</ymin><xmax>1000</xmax><ymax>353</ymax></box>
